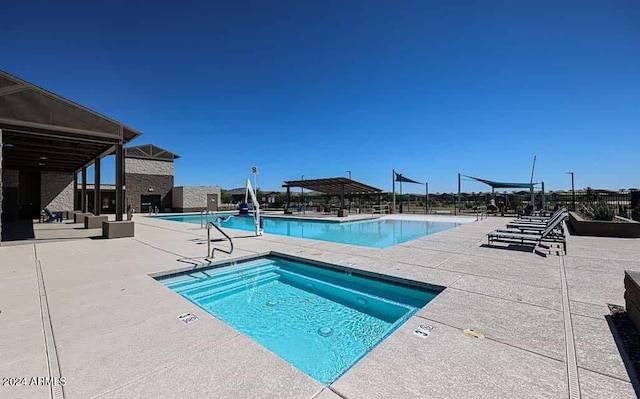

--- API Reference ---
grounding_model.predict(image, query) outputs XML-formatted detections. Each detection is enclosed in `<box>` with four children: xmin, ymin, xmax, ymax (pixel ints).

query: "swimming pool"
<box><xmin>156</xmin><ymin>255</ymin><xmax>439</xmax><ymax>385</ymax></box>
<box><xmin>151</xmin><ymin>213</ymin><xmax>462</xmax><ymax>248</ymax></box>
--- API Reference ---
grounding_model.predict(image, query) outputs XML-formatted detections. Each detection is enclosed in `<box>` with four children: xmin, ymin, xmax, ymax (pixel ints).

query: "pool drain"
<box><xmin>463</xmin><ymin>329</ymin><xmax>485</xmax><ymax>339</ymax></box>
<box><xmin>318</xmin><ymin>326</ymin><xmax>333</xmax><ymax>337</ymax></box>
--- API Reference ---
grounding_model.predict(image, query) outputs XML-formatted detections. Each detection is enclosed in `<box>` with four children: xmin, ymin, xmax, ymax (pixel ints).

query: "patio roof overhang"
<box><xmin>0</xmin><ymin>70</ymin><xmax>142</xmax><ymax>173</ymax></box>
<box><xmin>282</xmin><ymin>177</ymin><xmax>382</xmax><ymax>195</ymax></box>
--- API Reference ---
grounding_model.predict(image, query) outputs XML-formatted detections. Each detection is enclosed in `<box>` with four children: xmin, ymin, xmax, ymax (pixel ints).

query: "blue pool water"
<box><xmin>157</xmin><ymin>256</ymin><xmax>439</xmax><ymax>385</ymax></box>
<box><xmin>151</xmin><ymin>213</ymin><xmax>461</xmax><ymax>248</ymax></box>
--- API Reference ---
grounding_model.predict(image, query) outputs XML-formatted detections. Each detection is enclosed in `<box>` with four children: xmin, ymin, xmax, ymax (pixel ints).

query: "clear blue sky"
<box><xmin>2</xmin><ymin>1</ymin><xmax>639</xmax><ymax>194</ymax></box>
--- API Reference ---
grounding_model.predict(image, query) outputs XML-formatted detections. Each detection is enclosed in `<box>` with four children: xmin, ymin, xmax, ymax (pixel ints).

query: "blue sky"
<box><xmin>2</xmin><ymin>1</ymin><xmax>639</xmax><ymax>193</ymax></box>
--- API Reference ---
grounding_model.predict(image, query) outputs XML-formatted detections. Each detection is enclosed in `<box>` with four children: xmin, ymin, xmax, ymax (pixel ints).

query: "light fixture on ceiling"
<box><xmin>3</xmin><ymin>143</ymin><xmax>14</xmax><ymax>148</ymax></box>
<box><xmin>39</xmin><ymin>156</ymin><xmax>47</xmax><ymax>160</ymax></box>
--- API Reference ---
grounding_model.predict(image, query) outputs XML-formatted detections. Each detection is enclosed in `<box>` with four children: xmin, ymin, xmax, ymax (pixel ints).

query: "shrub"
<box><xmin>590</xmin><ymin>203</ymin><xmax>615</xmax><ymax>221</ymax></box>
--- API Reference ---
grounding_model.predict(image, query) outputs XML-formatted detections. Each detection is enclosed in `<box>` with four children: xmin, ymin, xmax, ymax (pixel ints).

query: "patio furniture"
<box><xmin>42</xmin><ymin>208</ymin><xmax>62</xmax><ymax>223</ymax></box>
<box><xmin>516</xmin><ymin>207</ymin><xmax>567</xmax><ymax>222</ymax></box>
<box><xmin>506</xmin><ymin>210</ymin><xmax>567</xmax><ymax>230</ymax></box>
<box><xmin>488</xmin><ymin>213</ymin><xmax>567</xmax><ymax>254</ymax></box>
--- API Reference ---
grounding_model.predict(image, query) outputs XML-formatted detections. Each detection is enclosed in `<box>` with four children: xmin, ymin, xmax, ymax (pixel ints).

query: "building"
<box><xmin>124</xmin><ymin>144</ymin><xmax>179</xmax><ymax>213</ymax></box>
<box><xmin>172</xmin><ymin>186</ymin><xmax>221</xmax><ymax>212</ymax></box>
<box><xmin>0</xmin><ymin>70</ymin><xmax>140</xmax><ymax>241</ymax></box>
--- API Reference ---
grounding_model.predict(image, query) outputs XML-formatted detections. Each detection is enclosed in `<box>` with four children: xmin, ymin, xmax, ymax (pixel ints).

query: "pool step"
<box><xmin>196</xmin><ymin>272</ymin><xmax>281</xmax><ymax>305</ymax></box>
<box><xmin>166</xmin><ymin>259</ymin><xmax>278</xmax><ymax>291</ymax></box>
<box><xmin>179</xmin><ymin>265</ymin><xmax>279</xmax><ymax>299</ymax></box>
<box><xmin>278</xmin><ymin>269</ymin><xmax>412</xmax><ymax>323</ymax></box>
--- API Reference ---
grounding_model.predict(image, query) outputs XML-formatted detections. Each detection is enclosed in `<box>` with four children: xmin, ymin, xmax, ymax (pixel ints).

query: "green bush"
<box><xmin>590</xmin><ymin>203</ymin><xmax>615</xmax><ymax>221</ymax></box>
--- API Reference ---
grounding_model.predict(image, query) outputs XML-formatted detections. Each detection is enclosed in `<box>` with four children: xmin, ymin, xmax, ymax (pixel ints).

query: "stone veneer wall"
<box><xmin>125</xmin><ymin>158</ymin><xmax>174</xmax><ymax>176</ymax></box>
<box><xmin>125</xmin><ymin>158</ymin><xmax>175</xmax><ymax>213</ymax></box>
<box><xmin>126</xmin><ymin>174</ymin><xmax>174</xmax><ymax>212</ymax></box>
<box><xmin>41</xmin><ymin>172</ymin><xmax>74</xmax><ymax>212</ymax></box>
<box><xmin>172</xmin><ymin>186</ymin><xmax>221</xmax><ymax>212</ymax></box>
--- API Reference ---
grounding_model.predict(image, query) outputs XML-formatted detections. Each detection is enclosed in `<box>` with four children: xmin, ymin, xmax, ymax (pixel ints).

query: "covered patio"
<box><xmin>0</xmin><ymin>70</ymin><xmax>142</xmax><ymax>243</ymax></box>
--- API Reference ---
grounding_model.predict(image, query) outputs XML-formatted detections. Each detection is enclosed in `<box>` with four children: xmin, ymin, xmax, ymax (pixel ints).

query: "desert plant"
<box><xmin>590</xmin><ymin>203</ymin><xmax>615</xmax><ymax>221</ymax></box>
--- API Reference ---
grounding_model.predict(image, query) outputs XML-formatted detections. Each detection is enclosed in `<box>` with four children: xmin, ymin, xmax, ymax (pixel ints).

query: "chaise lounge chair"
<box><xmin>516</xmin><ymin>207</ymin><xmax>567</xmax><ymax>223</ymax></box>
<box><xmin>488</xmin><ymin>213</ymin><xmax>567</xmax><ymax>254</ymax></box>
<box><xmin>505</xmin><ymin>209</ymin><xmax>568</xmax><ymax>231</ymax></box>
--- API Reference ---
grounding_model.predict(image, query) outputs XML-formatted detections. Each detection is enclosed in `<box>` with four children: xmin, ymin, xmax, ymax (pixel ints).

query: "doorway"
<box><xmin>207</xmin><ymin>194</ymin><xmax>219</xmax><ymax>211</ymax></box>
<box><xmin>141</xmin><ymin>194</ymin><xmax>161</xmax><ymax>213</ymax></box>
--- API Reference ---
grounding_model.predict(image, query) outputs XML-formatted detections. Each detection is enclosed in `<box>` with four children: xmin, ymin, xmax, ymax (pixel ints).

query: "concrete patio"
<box><xmin>1</xmin><ymin>214</ymin><xmax>638</xmax><ymax>398</ymax></box>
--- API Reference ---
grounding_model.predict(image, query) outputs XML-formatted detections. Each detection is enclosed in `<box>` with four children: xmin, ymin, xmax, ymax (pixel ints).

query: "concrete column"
<box><xmin>73</xmin><ymin>171</ymin><xmax>78</xmax><ymax>211</ymax></box>
<box><xmin>81</xmin><ymin>166</ymin><xmax>87</xmax><ymax>213</ymax></box>
<box><xmin>115</xmin><ymin>143</ymin><xmax>124</xmax><ymax>221</ymax></box>
<box><xmin>94</xmin><ymin>157</ymin><xmax>101</xmax><ymax>216</ymax></box>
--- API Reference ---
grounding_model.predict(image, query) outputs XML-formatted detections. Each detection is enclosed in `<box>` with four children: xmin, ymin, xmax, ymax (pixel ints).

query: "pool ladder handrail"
<box><xmin>200</xmin><ymin>210</ymin><xmax>211</xmax><ymax>228</ymax></box>
<box><xmin>206</xmin><ymin>221</ymin><xmax>234</xmax><ymax>259</ymax></box>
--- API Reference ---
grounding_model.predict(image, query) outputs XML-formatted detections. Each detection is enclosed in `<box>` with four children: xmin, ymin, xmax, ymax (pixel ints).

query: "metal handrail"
<box><xmin>200</xmin><ymin>210</ymin><xmax>211</xmax><ymax>228</ymax></box>
<box><xmin>206</xmin><ymin>221</ymin><xmax>234</xmax><ymax>258</ymax></box>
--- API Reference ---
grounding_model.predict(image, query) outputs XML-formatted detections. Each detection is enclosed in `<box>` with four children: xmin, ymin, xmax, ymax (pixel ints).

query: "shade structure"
<box><xmin>462</xmin><ymin>174</ymin><xmax>537</xmax><ymax>190</ymax></box>
<box><xmin>282</xmin><ymin>177</ymin><xmax>382</xmax><ymax>195</ymax></box>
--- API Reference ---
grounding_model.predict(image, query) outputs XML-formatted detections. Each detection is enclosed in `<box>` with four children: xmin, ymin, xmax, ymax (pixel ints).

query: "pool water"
<box><xmin>157</xmin><ymin>256</ymin><xmax>439</xmax><ymax>385</ymax></box>
<box><xmin>152</xmin><ymin>214</ymin><xmax>461</xmax><ymax>248</ymax></box>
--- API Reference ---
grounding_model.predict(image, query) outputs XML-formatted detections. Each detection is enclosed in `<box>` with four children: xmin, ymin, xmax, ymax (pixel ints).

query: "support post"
<box><xmin>73</xmin><ymin>172</ymin><xmax>78</xmax><ymax>211</ymax></box>
<box><xmin>286</xmin><ymin>186</ymin><xmax>290</xmax><ymax>212</ymax></box>
<box><xmin>541</xmin><ymin>181</ymin><xmax>545</xmax><ymax>212</ymax></box>
<box><xmin>425</xmin><ymin>182</ymin><xmax>429</xmax><ymax>214</ymax></box>
<box><xmin>94</xmin><ymin>157</ymin><xmax>101</xmax><ymax>216</ymax></box>
<box><xmin>81</xmin><ymin>166</ymin><xmax>87</xmax><ymax>213</ymax></box>
<box><xmin>456</xmin><ymin>173</ymin><xmax>461</xmax><ymax>215</ymax></box>
<box><xmin>115</xmin><ymin>143</ymin><xmax>124</xmax><ymax>221</ymax></box>
<box><xmin>392</xmin><ymin>169</ymin><xmax>396</xmax><ymax>213</ymax></box>
<box><xmin>399</xmin><ymin>178</ymin><xmax>403</xmax><ymax>214</ymax></box>
<box><xmin>571</xmin><ymin>174</ymin><xmax>576</xmax><ymax>211</ymax></box>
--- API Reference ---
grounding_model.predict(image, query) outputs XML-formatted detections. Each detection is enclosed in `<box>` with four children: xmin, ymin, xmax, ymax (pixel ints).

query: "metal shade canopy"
<box><xmin>283</xmin><ymin>177</ymin><xmax>382</xmax><ymax>196</ymax></box>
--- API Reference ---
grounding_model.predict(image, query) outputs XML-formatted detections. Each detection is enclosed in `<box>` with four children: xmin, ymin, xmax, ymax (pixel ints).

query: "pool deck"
<box><xmin>1</xmin><ymin>214</ymin><xmax>638</xmax><ymax>398</ymax></box>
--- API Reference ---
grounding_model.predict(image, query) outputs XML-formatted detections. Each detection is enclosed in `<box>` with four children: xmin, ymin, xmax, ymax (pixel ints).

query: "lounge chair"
<box><xmin>517</xmin><ymin>207</ymin><xmax>567</xmax><ymax>222</ymax></box>
<box><xmin>488</xmin><ymin>213</ymin><xmax>567</xmax><ymax>254</ymax></box>
<box><xmin>43</xmin><ymin>208</ymin><xmax>62</xmax><ymax>223</ymax></box>
<box><xmin>506</xmin><ymin>210</ymin><xmax>567</xmax><ymax>230</ymax></box>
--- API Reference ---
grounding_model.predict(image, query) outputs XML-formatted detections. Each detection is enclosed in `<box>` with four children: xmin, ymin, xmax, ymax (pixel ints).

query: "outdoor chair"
<box><xmin>516</xmin><ymin>207</ymin><xmax>567</xmax><ymax>223</ymax></box>
<box><xmin>43</xmin><ymin>208</ymin><xmax>62</xmax><ymax>223</ymax></box>
<box><xmin>506</xmin><ymin>210</ymin><xmax>567</xmax><ymax>230</ymax></box>
<box><xmin>488</xmin><ymin>213</ymin><xmax>567</xmax><ymax>254</ymax></box>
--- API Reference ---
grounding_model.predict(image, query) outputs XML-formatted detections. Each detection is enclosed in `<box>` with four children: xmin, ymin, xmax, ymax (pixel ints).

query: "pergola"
<box><xmin>282</xmin><ymin>177</ymin><xmax>382</xmax><ymax>211</ymax></box>
<box><xmin>0</xmin><ymin>70</ymin><xmax>142</xmax><ymax>227</ymax></box>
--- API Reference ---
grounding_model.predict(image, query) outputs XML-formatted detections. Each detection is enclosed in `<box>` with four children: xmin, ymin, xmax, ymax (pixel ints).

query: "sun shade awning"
<box><xmin>462</xmin><ymin>175</ymin><xmax>537</xmax><ymax>189</ymax></box>
<box><xmin>283</xmin><ymin>177</ymin><xmax>382</xmax><ymax>195</ymax></box>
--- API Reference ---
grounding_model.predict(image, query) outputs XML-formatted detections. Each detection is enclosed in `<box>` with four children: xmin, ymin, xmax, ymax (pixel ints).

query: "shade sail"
<box><xmin>394</xmin><ymin>172</ymin><xmax>421</xmax><ymax>184</ymax></box>
<box><xmin>463</xmin><ymin>175</ymin><xmax>536</xmax><ymax>189</ymax></box>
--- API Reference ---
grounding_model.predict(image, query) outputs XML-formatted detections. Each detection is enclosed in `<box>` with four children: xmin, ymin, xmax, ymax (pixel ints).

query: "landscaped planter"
<box><xmin>568</xmin><ymin>212</ymin><xmax>640</xmax><ymax>238</ymax></box>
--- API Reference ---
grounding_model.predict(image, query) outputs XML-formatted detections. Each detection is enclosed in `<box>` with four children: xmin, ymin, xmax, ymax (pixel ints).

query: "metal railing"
<box><xmin>200</xmin><ymin>210</ymin><xmax>211</xmax><ymax>228</ymax></box>
<box><xmin>206</xmin><ymin>222</ymin><xmax>234</xmax><ymax>259</ymax></box>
